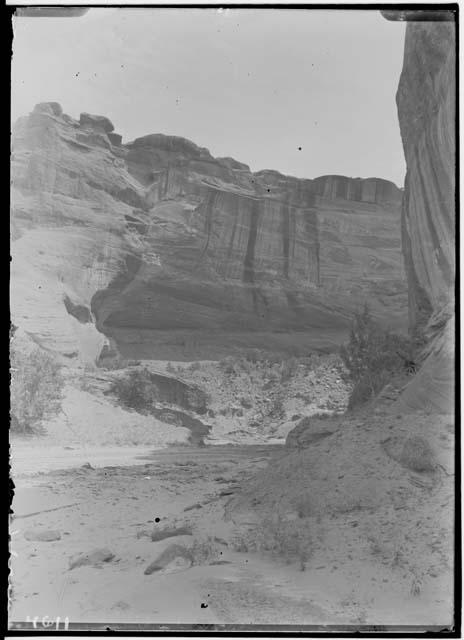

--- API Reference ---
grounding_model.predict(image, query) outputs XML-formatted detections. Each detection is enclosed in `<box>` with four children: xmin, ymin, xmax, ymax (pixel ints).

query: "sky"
<box><xmin>12</xmin><ymin>9</ymin><xmax>407</xmax><ymax>185</ymax></box>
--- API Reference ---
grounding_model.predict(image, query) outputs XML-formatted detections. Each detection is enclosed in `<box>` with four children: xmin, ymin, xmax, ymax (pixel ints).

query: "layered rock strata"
<box><xmin>11</xmin><ymin>102</ymin><xmax>406</xmax><ymax>362</ymax></box>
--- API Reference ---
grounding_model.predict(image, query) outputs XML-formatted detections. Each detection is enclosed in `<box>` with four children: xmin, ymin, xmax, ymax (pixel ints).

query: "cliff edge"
<box><xmin>396</xmin><ymin>18</ymin><xmax>455</xmax><ymax>413</ymax></box>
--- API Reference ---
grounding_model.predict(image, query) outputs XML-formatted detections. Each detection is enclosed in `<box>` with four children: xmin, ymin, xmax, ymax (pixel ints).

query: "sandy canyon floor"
<box><xmin>9</xmin><ymin>426</ymin><xmax>454</xmax><ymax>630</ymax></box>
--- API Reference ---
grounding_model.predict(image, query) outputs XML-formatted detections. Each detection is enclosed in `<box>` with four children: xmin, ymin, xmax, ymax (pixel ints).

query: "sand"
<box><xmin>9</xmin><ymin>428</ymin><xmax>454</xmax><ymax>630</ymax></box>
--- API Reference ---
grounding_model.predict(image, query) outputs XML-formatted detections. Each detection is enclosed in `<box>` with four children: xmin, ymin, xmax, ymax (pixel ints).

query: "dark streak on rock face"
<box><xmin>201</xmin><ymin>190</ymin><xmax>217</xmax><ymax>261</ymax></box>
<box><xmin>243</xmin><ymin>199</ymin><xmax>261</xmax><ymax>284</ymax></box>
<box><xmin>91</xmin><ymin>254</ymin><xmax>143</xmax><ymax>337</ymax></box>
<box><xmin>303</xmin><ymin>209</ymin><xmax>320</xmax><ymax>286</ymax></box>
<box><xmin>226</xmin><ymin>196</ymin><xmax>240</xmax><ymax>261</ymax></box>
<box><xmin>63</xmin><ymin>295</ymin><xmax>92</xmax><ymax>324</ymax></box>
<box><xmin>281</xmin><ymin>200</ymin><xmax>291</xmax><ymax>280</ymax></box>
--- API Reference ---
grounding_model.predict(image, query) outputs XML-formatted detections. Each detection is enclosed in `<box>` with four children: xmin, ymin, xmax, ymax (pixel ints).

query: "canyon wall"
<box><xmin>11</xmin><ymin>102</ymin><xmax>406</xmax><ymax>362</ymax></box>
<box><xmin>395</xmin><ymin>17</ymin><xmax>455</xmax><ymax>413</ymax></box>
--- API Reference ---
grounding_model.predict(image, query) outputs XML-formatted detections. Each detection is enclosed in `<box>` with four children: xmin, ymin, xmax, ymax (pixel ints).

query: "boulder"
<box><xmin>33</xmin><ymin>102</ymin><xmax>63</xmax><ymax>117</ymax></box>
<box><xmin>79</xmin><ymin>112</ymin><xmax>114</xmax><ymax>133</ymax></box>
<box><xmin>69</xmin><ymin>547</ymin><xmax>115</xmax><ymax>570</ymax></box>
<box><xmin>131</xmin><ymin>133</ymin><xmax>208</xmax><ymax>159</ymax></box>
<box><xmin>286</xmin><ymin>416</ymin><xmax>337</xmax><ymax>449</ymax></box>
<box><xmin>144</xmin><ymin>543</ymin><xmax>193</xmax><ymax>575</ymax></box>
<box><xmin>382</xmin><ymin>435</ymin><xmax>435</xmax><ymax>473</ymax></box>
<box><xmin>108</xmin><ymin>132</ymin><xmax>123</xmax><ymax>147</ymax></box>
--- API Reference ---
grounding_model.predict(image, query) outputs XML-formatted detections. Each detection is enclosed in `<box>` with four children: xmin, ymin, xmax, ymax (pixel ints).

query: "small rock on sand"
<box><xmin>24</xmin><ymin>529</ymin><xmax>61</xmax><ymax>542</ymax></box>
<box><xmin>151</xmin><ymin>525</ymin><xmax>192</xmax><ymax>542</ymax></box>
<box><xmin>69</xmin><ymin>547</ymin><xmax>115</xmax><ymax>570</ymax></box>
<box><xmin>184</xmin><ymin>503</ymin><xmax>202</xmax><ymax>512</ymax></box>
<box><xmin>144</xmin><ymin>543</ymin><xmax>193</xmax><ymax>575</ymax></box>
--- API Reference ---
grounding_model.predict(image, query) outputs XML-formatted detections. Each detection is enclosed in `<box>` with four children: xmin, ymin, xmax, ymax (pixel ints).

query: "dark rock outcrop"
<box><xmin>285</xmin><ymin>416</ymin><xmax>337</xmax><ymax>448</ymax></box>
<box><xmin>145</xmin><ymin>372</ymin><xmax>207</xmax><ymax>415</ymax></box>
<box><xmin>108</xmin><ymin>132</ymin><xmax>123</xmax><ymax>147</ymax></box>
<box><xmin>395</xmin><ymin>18</ymin><xmax>455</xmax><ymax>413</ymax></box>
<box><xmin>79</xmin><ymin>112</ymin><xmax>115</xmax><ymax>133</ymax></box>
<box><xmin>11</xmin><ymin>102</ymin><xmax>407</xmax><ymax>362</ymax></box>
<box><xmin>144</xmin><ymin>543</ymin><xmax>193</xmax><ymax>575</ymax></box>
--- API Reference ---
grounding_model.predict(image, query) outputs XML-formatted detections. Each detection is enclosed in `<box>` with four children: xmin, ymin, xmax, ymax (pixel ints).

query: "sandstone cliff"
<box><xmin>395</xmin><ymin>18</ymin><xmax>455</xmax><ymax>413</ymax></box>
<box><xmin>11</xmin><ymin>102</ymin><xmax>406</xmax><ymax>362</ymax></box>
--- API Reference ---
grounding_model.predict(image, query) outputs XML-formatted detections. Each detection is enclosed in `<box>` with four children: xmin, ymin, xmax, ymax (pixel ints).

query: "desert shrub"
<box><xmin>266</xmin><ymin>352</ymin><xmax>288</xmax><ymax>365</ymax></box>
<box><xmin>347</xmin><ymin>370</ymin><xmax>391</xmax><ymax>408</ymax></box>
<box><xmin>219</xmin><ymin>356</ymin><xmax>237</xmax><ymax>376</ymax></box>
<box><xmin>10</xmin><ymin>342</ymin><xmax>65</xmax><ymax>433</ymax></box>
<box><xmin>400</xmin><ymin>436</ymin><xmax>435</xmax><ymax>472</ymax></box>
<box><xmin>190</xmin><ymin>536</ymin><xmax>220</xmax><ymax>566</ymax></box>
<box><xmin>340</xmin><ymin>304</ymin><xmax>412</xmax><ymax>408</ymax></box>
<box><xmin>109</xmin><ymin>368</ymin><xmax>155</xmax><ymax>412</ymax></box>
<box><xmin>267</xmin><ymin>395</ymin><xmax>285</xmax><ymax>420</ymax></box>
<box><xmin>219</xmin><ymin>355</ymin><xmax>254</xmax><ymax>377</ymax></box>
<box><xmin>102</xmin><ymin>357</ymin><xmax>142</xmax><ymax>371</ymax></box>
<box><xmin>166</xmin><ymin>362</ymin><xmax>176</xmax><ymax>374</ymax></box>
<box><xmin>293</xmin><ymin>494</ymin><xmax>314</xmax><ymax>518</ymax></box>
<box><xmin>240</xmin><ymin>397</ymin><xmax>253</xmax><ymax>409</ymax></box>
<box><xmin>244</xmin><ymin>349</ymin><xmax>263</xmax><ymax>364</ymax></box>
<box><xmin>280</xmin><ymin>357</ymin><xmax>298</xmax><ymax>382</ymax></box>
<box><xmin>231</xmin><ymin>516</ymin><xmax>313</xmax><ymax>570</ymax></box>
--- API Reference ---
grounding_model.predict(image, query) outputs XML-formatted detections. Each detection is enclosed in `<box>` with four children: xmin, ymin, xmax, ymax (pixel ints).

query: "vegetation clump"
<box><xmin>231</xmin><ymin>515</ymin><xmax>313</xmax><ymax>570</ymax></box>
<box><xmin>400</xmin><ymin>436</ymin><xmax>435</xmax><ymax>472</ymax></box>
<box><xmin>10</xmin><ymin>339</ymin><xmax>65</xmax><ymax>433</ymax></box>
<box><xmin>109</xmin><ymin>368</ymin><xmax>156</xmax><ymax>413</ymax></box>
<box><xmin>340</xmin><ymin>304</ymin><xmax>413</xmax><ymax>409</ymax></box>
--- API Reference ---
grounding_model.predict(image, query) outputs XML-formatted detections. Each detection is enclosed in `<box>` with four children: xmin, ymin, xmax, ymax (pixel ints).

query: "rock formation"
<box><xmin>394</xmin><ymin>16</ymin><xmax>455</xmax><ymax>413</ymax></box>
<box><xmin>11</xmin><ymin>103</ymin><xmax>406</xmax><ymax>363</ymax></box>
